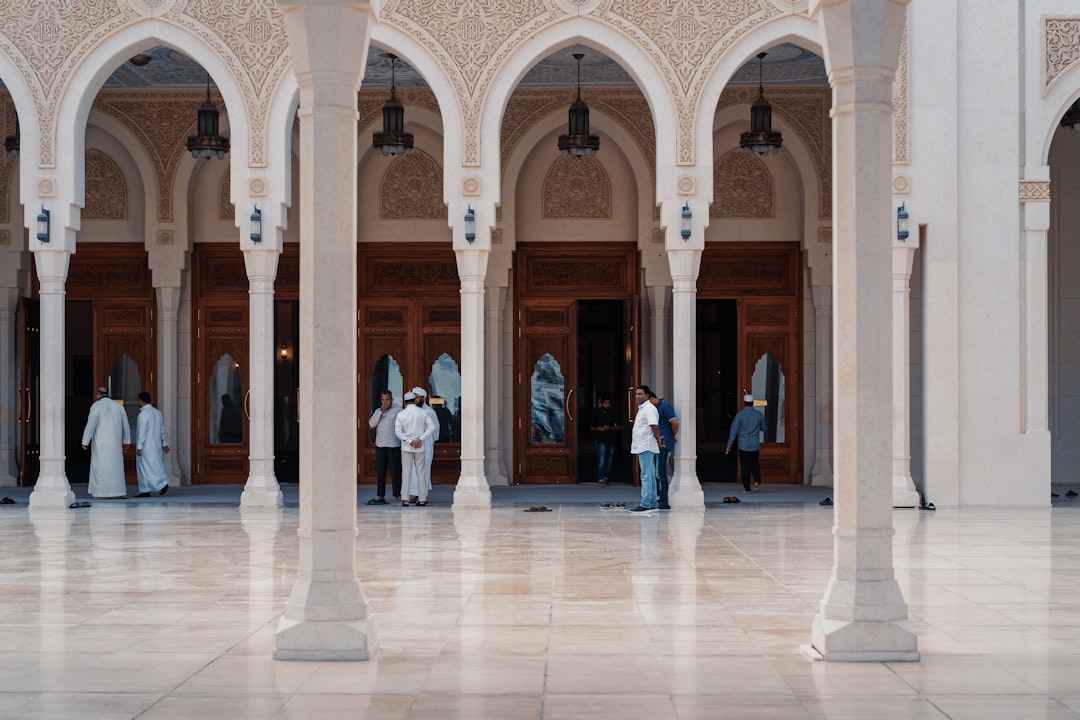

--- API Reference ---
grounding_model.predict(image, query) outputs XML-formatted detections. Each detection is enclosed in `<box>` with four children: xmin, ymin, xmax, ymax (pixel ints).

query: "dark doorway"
<box><xmin>274</xmin><ymin>300</ymin><xmax>300</xmax><ymax>483</ymax></box>
<box><xmin>65</xmin><ymin>300</ymin><xmax>94</xmax><ymax>484</ymax></box>
<box><xmin>697</xmin><ymin>299</ymin><xmax>739</xmax><ymax>483</ymax></box>
<box><xmin>576</xmin><ymin>300</ymin><xmax>631</xmax><ymax>484</ymax></box>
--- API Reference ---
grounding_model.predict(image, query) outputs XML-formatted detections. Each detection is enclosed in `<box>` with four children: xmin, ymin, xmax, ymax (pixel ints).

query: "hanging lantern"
<box><xmin>739</xmin><ymin>52</ymin><xmax>783</xmax><ymax>156</ymax></box>
<box><xmin>372</xmin><ymin>53</ymin><xmax>414</xmax><ymax>157</ymax></box>
<box><xmin>557</xmin><ymin>53</ymin><xmax>600</xmax><ymax>158</ymax></box>
<box><xmin>186</xmin><ymin>75</ymin><xmax>230</xmax><ymax>160</ymax></box>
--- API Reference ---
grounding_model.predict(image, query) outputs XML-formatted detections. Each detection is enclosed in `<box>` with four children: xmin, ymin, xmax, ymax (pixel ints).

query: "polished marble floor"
<box><xmin>2</xmin><ymin>485</ymin><xmax>1080</xmax><ymax>719</ymax></box>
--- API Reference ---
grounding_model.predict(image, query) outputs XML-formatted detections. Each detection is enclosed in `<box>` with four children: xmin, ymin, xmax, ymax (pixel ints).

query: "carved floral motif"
<box><xmin>220</xmin><ymin>173</ymin><xmax>235</xmax><ymax>220</ymax></box>
<box><xmin>543</xmin><ymin>156</ymin><xmax>611</xmax><ymax>218</ymax></box>
<box><xmin>1046</xmin><ymin>18</ymin><xmax>1080</xmax><ymax>90</ymax></box>
<box><xmin>83</xmin><ymin>149</ymin><xmax>127</xmax><ymax>220</ymax></box>
<box><xmin>1019</xmin><ymin>180</ymin><xmax>1051</xmax><ymax>202</ymax></box>
<box><xmin>893</xmin><ymin>25</ymin><xmax>908</xmax><ymax>164</ymax></box>
<box><xmin>380</xmin><ymin>150</ymin><xmax>447</xmax><ymax>219</ymax></box>
<box><xmin>712</xmin><ymin>148</ymin><xmax>773</xmax><ymax>218</ymax></box>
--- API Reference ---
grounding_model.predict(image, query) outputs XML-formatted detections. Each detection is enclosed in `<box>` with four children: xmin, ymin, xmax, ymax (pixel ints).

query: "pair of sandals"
<box><xmin>524</xmin><ymin>506</ymin><xmax>551</xmax><ymax>512</ymax></box>
<box><xmin>600</xmin><ymin>501</ymin><xmax>625</xmax><ymax>509</ymax></box>
<box><xmin>0</xmin><ymin>496</ymin><xmax>15</xmax><ymax>505</ymax></box>
<box><xmin>69</xmin><ymin>501</ymin><xmax>91</xmax><ymax>508</ymax></box>
<box><xmin>402</xmin><ymin>497</ymin><xmax>427</xmax><ymax>506</ymax></box>
<box><xmin>722</xmin><ymin>496</ymin><xmax>741</xmax><ymax>504</ymax></box>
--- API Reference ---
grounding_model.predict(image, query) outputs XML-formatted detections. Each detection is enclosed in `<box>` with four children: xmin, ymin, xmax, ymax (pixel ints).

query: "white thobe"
<box><xmin>136</xmin><ymin>403</ymin><xmax>169</xmax><ymax>494</ymax></box>
<box><xmin>81</xmin><ymin>398</ymin><xmax>131</xmax><ymax>498</ymax></box>
<box><xmin>395</xmin><ymin>404</ymin><xmax>436</xmax><ymax>500</ymax></box>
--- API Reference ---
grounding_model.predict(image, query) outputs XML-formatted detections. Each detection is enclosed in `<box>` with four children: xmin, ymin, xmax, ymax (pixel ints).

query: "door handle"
<box><xmin>627</xmin><ymin>386</ymin><xmax>634</xmax><ymax>422</ymax></box>
<box><xmin>26</xmin><ymin>385</ymin><xmax>32</xmax><ymax>423</ymax></box>
<box><xmin>566</xmin><ymin>388</ymin><xmax>574</xmax><ymax>423</ymax></box>
<box><xmin>243</xmin><ymin>389</ymin><xmax>251</xmax><ymax>420</ymax></box>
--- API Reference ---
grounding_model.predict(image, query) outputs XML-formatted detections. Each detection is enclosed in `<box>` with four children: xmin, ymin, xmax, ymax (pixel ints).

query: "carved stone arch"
<box><xmin>83</xmin><ymin>148</ymin><xmax>127</xmax><ymax>220</ymax></box>
<box><xmin>712</xmin><ymin>148</ymin><xmax>773</xmax><ymax>219</ymax></box>
<box><xmin>380</xmin><ymin>149</ymin><xmax>447</xmax><ymax>219</ymax></box>
<box><xmin>542</xmin><ymin>155</ymin><xmax>611</xmax><ymax>219</ymax></box>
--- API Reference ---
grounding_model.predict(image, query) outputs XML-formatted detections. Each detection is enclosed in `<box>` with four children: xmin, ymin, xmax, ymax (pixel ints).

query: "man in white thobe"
<box><xmin>412</xmin><ymin>386</ymin><xmax>439</xmax><ymax>500</ymax></box>
<box><xmin>395</xmin><ymin>391</ymin><xmax>435</xmax><ymax>506</ymax></box>
<box><xmin>135</xmin><ymin>392</ymin><xmax>170</xmax><ymax>497</ymax></box>
<box><xmin>81</xmin><ymin>387</ymin><xmax>132</xmax><ymax>499</ymax></box>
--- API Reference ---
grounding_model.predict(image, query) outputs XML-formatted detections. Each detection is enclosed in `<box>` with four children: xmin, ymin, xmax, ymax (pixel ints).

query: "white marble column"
<box><xmin>810</xmin><ymin>283</ymin><xmax>834</xmax><ymax>486</ymax></box>
<box><xmin>155</xmin><ymin>286</ymin><xmax>184</xmax><ymax>485</ymax></box>
<box><xmin>242</xmin><ymin>248</ymin><xmax>283</xmax><ymax>508</ymax></box>
<box><xmin>892</xmin><ymin>243</ymin><xmax>920</xmax><ymax>507</ymax></box>
<box><xmin>667</xmin><ymin>246</ymin><xmax>704</xmax><ymax>509</ymax></box>
<box><xmin>647</xmin><ymin>285</ymin><xmax>671</xmax><ymax>398</ymax></box>
<box><xmin>484</xmin><ymin>284</ymin><xmax>509</xmax><ymax>486</ymax></box>
<box><xmin>29</xmin><ymin>250</ymin><xmax>75</xmax><ymax>508</ymax></box>
<box><xmin>810</xmin><ymin>0</ymin><xmax>917</xmax><ymax>661</ymax></box>
<box><xmin>1020</xmin><ymin>176</ymin><xmax>1052</xmax><ymax>468</ymax></box>
<box><xmin>454</xmin><ymin>233</ymin><xmax>492</xmax><ymax>508</ymax></box>
<box><xmin>274</xmin><ymin>0</ymin><xmax>376</xmax><ymax>660</ymax></box>
<box><xmin>0</xmin><ymin>286</ymin><xmax>19</xmax><ymax>486</ymax></box>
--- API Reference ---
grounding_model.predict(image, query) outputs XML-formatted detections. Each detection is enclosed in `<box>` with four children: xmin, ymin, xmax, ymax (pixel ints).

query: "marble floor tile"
<box><xmin>6</xmin><ymin>492</ymin><xmax>1080</xmax><ymax>718</ymax></box>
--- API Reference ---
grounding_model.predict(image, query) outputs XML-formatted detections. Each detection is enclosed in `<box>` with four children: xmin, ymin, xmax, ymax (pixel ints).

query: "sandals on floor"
<box><xmin>722</xmin><ymin>496</ymin><xmax>741</xmax><ymax>504</ymax></box>
<box><xmin>0</xmin><ymin>497</ymin><xmax>15</xmax><ymax>505</ymax></box>
<box><xmin>819</xmin><ymin>497</ymin><xmax>833</xmax><ymax>506</ymax></box>
<box><xmin>69</xmin><ymin>501</ymin><xmax>91</xmax><ymax>508</ymax></box>
<box><xmin>415</xmin><ymin>501</ymin><xmax>428</xmax><ymax>506</ymax></box>
<box><xmin>524</xmin><ymin>506</ymin><xmax>552</xmax><ymax>512</ymax></box>
<box><xmin>366</xmin><ymin>497</ymin><xmax>387</xmax><ymax>505</ymax></box>
<box><xmin>401</xmin><ymin>500</ymin><xmax>410</xmax><ymax>506</ymax></box>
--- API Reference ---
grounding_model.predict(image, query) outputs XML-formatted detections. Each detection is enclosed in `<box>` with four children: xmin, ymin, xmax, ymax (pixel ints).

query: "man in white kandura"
<box><xmin>135</xmin><ymin>391</ymin><xmax>171</xmax><ymax>497</ymax></box>
<box><xmin>81</xmin><ymin>387</ymin><xmax>132</xmax><ymax>499</ymax></box>
<box><xmin>395</xmin><ymin>391</ymin><xmax>436</xmax><ymax>506</ymax></box>
<box><xmin>412</xmin><ymin>386</ymin><xmax>439</xmax><ymax>501</ymax></box>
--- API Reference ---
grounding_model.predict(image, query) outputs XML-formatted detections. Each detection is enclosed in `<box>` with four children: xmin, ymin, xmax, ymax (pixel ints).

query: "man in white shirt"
<box><xmin>628</xmin><ymin>384</ymin><xmax>663</xmax><ymax>515</ymax></box>
<box><xmin>394</xmin><ymin>391</ymin><xmax>436</xmax><ymax>506</ymax></box>
<box><xmin>366</xmin><ymin>390</ymin><xmax>402</xmax><ymax>504</ymax></box>
<box><xmin>135</xmin><ymin>392</ymin><xmax>170</xmax><ymax>497</ymax></box>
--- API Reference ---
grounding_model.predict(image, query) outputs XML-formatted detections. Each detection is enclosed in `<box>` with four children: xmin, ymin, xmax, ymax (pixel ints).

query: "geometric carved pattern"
<box><xmin>1045</xmin><ymin>18</ymin><xmax>1080</xmax><ymax>90</ymax></box>
<box><xmin>542</xmin><ymin>156</ymin><xmax>611</xmax><ymax>219</ymax></box>
<box><xmin>893</xmin><ymin>24</ymin><xmax>909</xmax><ymax>164</ymax></box>
<box><xmin>718</xmin><ymin>86</ymin><xmax>831</xmax><ymax>219</ymax></box>
<box><xmin>369</xmin><ymin>260</ymin><xmax>459</xmax><ymax>289</ymax></box>
<box><xmin>220</xmin><ymin>173</ymin><xmax>235</xmax><ymax>220</ymax></box>
<box><xmin>712</xmin><ymin>148</ymin><xmax>773</xmax><ymax>218</ymax></box>
<box><xmin>380</xmin><ymin>150</ymin><xmax>447</xmax><ymax>220</ymax></box>
<box><xmin>83</xmin><ymin>149</ymin><xmax>127</xmax><ymax>220</ymax></box>
<box><xmin>1020</xmin><ymin>180</ymin><xmax>1051</xmax><ymax>202</ymax></box>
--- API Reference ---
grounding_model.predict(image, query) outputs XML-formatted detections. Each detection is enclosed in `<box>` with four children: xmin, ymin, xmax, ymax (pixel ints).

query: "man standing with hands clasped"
<box><xmin>628</xmin><ymin>384</ymin><xmax>663</xmax><ymax>515</ymax></box>
<box><xmin>395</xmin><ymin>391</ymin><xmax>436</xmax><ymax>506</ymax></box>
<box><xmin>726</xmin><ymin>393</ymin><xmax>767</xmax><ymax>493</ymax></box>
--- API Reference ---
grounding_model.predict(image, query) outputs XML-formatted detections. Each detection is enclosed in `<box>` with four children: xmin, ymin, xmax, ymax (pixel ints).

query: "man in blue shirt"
<box><xmin>726</xmin><ymin>393</ymin><xmax>767</xmax><ymax>492</ymax></box>
<box><xmin>649</xmin><ymin>391</ymin><xmax>679</xmax><ymax>509</ymax></box>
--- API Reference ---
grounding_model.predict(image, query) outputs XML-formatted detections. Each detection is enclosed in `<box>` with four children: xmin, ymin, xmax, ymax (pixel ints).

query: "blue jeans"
<box><xmin>636</xmin><ymin>451</ymin><xmax>658</xmax><ymax>509</ymax></box>
<box><xmin>596</xmin><ymin>441</ymin><xmax>615</xmax><ymax>482</ymax></box>
<box><xmin>656</xmin><ymin>445</ymin><xmax>671</xmax><ymax>505</ymax></box>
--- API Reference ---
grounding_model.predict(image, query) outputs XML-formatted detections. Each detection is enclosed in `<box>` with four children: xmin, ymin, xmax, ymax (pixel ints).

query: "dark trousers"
<box><xmin>656</xmin><ymin>445</ymin><xmax>672</xmax><ymax>505</ymax></box>
<box><xmin>737</xmin><ymin>448</ymin><xmax>761</xmax><ymax>491</ymax></box>
<box><xmin>375</xmin><ymin>445</ymin><xmax>402</xmax><ymax>498</ymax></box>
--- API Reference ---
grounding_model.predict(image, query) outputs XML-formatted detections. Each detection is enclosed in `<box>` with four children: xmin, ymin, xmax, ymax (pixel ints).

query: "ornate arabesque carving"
<box><xmin>1045</xmin><ymin>18</ymin><xmax>1080</xmax><ymax>90</ymax></box>
<box><xmin>380</xmin><ymin>150</ymin><xmax>447</xmax><ymax>220</ymax></box>
<box><xmin>542</xmin><ymin>156</ymin><xmax>612</xmax><ymax>219</ymax></box>
<box><xmin>93</xmin><ymin>91</ymin><xmax>210</xmax><ymax>223</ymax></box>
<box><xmin>712</xmin><ymin>149</ymin><xmax>773</xmax><ymax>218</ymax></box>
<box><xmin>893</xmin><ymin>25</ymin><xmax>909</xmax><ymax>164</ymax></box>
<box><xmin>1020</xmin><ymin>180</ymin><xmax>1051</xmax><ymax>202</ymax></box>
<box><xmin>220</xmin><ymin>174</ymin><xmax>235</xmax><ymax>220</ymax></box>
<box><xmin>370</xmin><ymin>261</ymin><xmax>459</xmax><ymax>288</ymax></box>
<box><xmin>718</xmin><ymin>86</ymin><xmax>831</xmax><ymax>219</ymax></box>
<box><xmin>83</xmin><ymin>149</ymin><xmax>127</xmax><ymax>220</ymax></box>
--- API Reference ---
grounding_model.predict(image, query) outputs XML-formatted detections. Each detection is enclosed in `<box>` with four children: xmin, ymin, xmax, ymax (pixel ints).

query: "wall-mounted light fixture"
<box><xmin>250</xmin><ymin>205</ymin><xmax>262</xmax><ymax>242</ymax></box>
<box><xmin>36</xmin><ymin>206</ymin><xmax>49</xmax><ymax>243</ymax></box>
<box><xmin>680</xmin><ymin>202</ymin><xmax>692</xmax><ymax>241</ymax></box>
<box><xmin>897</xmin><ymin>202</ymin><xmax>909</xmax><ymax>241</ymax></box>
<box><xmin>464</xmin><ymin>205</ymin><xmax>476</xmax><ymax>243</ymax></box>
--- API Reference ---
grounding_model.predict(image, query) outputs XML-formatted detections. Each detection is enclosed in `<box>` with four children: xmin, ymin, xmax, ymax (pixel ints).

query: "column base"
<box><xmin>274</xmin><ymin>616</ymin><xmax>378</xmax><ymax>661</ymax></box>
<box><xmin>811</xmin><ymin>613</ymin><xmax>919</xmax><ymax>661</ymax></box>
<box><xmin>453</xmin><ymin>474</ymin><xmax>492</xmax><ymax>508</ymax></box>
<box><xmin>669</xmin><ymin>483</ymin><xmax>705</xmax><ymax>510</ymax></box>
<box><xmin>29</xmin><ymin>475</ymin><xmax>76</xmax><ymax>508</ymax></box>
<box><xmin>241</xmin><ymin>473</ymin><xmax>284</xmax><ymax>508</ymax></box>
<box><xmin>810</xmin><ymin>461</ymin><xmax>834</xmax><ymax>487</ymax></box>
<box><xmin>892</xmin><ymin>474</ymin><xmax>920</xmax><ymax>508</ymax></box>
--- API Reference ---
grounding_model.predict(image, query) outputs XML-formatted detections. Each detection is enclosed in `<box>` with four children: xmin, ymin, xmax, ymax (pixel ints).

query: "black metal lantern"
<box><xmin>558</xmin><ymin>53</ymin><xmax>600</xmax><ymax>158</ymax></box>
<box><xmin>372</xmin><ymin>54</ymin><xmax>414</xmax><ymax>157</ymax></box>
<box><xmin>4</xmin><ymin>117</ymin><xmax>19</xmax><ymax>158</ymax></box>
<box><xmin>1062</xmin><ymin>99</ymin><xmax>1080</xmax><ymax>133</ymax></box>
<box><xmin>186</xmin><ymin>75</ymin><xmax>230</xmax><ymax>160</ymax></box>
<box><xmin>739</xmin><ymin>52</ymin><xmax>783</xmax><ymax>156</ymax></box>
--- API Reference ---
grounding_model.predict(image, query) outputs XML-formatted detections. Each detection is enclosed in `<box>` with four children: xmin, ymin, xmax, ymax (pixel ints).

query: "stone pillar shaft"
<box><xmin>810</xmin><ymin>0</ymin><xmax>917</xmax><ymax>661</ymax></box>
<box><xmin>484</xmin><ymin>285</ymin><xmax>509</xmax><ymax>486</ymax></box>
<box><xmin>454</xmin><ymin>244</ymin><xmax>492</xmax><ymax>507</ymax></box>
<box><xmin>0</xmin><ymin>288</ymin><xmax>18</xmax><ymax>486</ymax></box>
<box><xmin>668</xmin><ymin>248</ymin><xmax>704</xmax><ymax>509</ymax></box>
<box><xmin>155</xmin><ymin>286</ymin><xmax>183</xmax><ymax>485</ymax></box>
<box><xmin>892</xmin><ymin>245</ymin><xmax>919</xmax><ymax>507</ymax></box>
<box><xmin>242</xmin><ymin>249</ymin><xmax>283</xmax><ymax>507</ymax></box>
<box><xmin>274</xmin><ymin>0</ymin><xmax>376</xmax><ymax>661</ymax></box>
<box><xmin>29</xmin><ymin>250</ymin><xmax>75</xmax><ymax>507</ymax></box>
<box><xmin>810</xmin><ymin>284</ymin><xmax>833</xmax><ymax>486</ymax></box>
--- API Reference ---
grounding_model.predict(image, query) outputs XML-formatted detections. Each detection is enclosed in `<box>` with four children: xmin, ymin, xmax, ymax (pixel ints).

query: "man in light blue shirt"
<box><xmin>726</xmin><ymin>393</ymin><xmax>767</xmax><ymax>493</ymax></box>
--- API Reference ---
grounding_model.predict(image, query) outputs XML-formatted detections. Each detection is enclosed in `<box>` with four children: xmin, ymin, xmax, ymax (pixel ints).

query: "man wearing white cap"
<box><xmin>726</xmin><ymin>394</ymin><xmax>767</xmax><ymax>493</ymax></box>
<box><xmin>411</xmin><ymin>387</ymin><xmax>439</xmax><ymax>499</ymax></box>
<box><xmin>395</xmin><ymin>391</ymin><xmax>436</xmax><ymax>506</ymax></box>
<box><xmin>81</xmin><ymin>387</ymin><xmax>132</xmax><ymax>499</ymax></box>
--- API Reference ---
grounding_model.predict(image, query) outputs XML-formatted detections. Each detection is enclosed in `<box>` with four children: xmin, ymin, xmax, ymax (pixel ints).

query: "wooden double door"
<box><xmin>514</xmin><ymin>244</ymin><xmax>640</xmax><ymax>484</ymax></box>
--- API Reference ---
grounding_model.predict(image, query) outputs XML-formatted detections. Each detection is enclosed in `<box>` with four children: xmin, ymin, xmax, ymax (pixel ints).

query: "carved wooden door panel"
<box><xmin>738</xmin><ymin>297</ymin><xmax>800</xmax><ymax>483</ymax></box>
<box><xmin>193</xmin><ymin>302</ymin><xmax>249</xmax><ymax>484</ymax></box>
<box><xmin>419</xmin><ymin>300</ymin><xmax>462</xmax><ymax>482</ymax></box>
<box><xmin>96</xmin><ymin>299</ymin><xmax>155</xmax><ymax>483</ymax></box>
<box><xmin>516</xmin><ymin>300</ymin><xmax>577</xmax><ymax>484</ymax></box>
<box><xmin>359</xmin><ymin>300</ymin><xmax>410</xmax><ymax>482</ymax></box>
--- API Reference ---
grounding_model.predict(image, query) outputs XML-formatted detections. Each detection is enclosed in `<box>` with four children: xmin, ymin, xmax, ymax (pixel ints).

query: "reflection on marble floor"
<box><xmin>4</xmin><ymin>500</ymin><xmax>1080</xmax><ymax>719</ymax></box>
